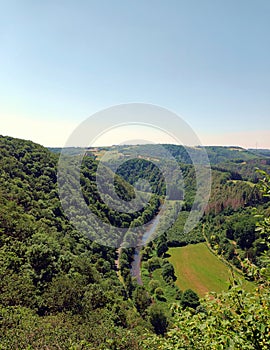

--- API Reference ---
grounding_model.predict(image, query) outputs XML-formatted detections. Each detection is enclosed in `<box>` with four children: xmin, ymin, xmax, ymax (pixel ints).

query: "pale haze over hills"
<box><xmin>1</xmin><ymin>116</ymin><xmax>270</xmax><ymax>149</ymax></box>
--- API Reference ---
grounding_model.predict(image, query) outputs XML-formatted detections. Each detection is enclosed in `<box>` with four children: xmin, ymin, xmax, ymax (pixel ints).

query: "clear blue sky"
<box><xmin>1</xmin><ymin>0</ymin><xmax>270</xmax><ymax>147</ymax></box>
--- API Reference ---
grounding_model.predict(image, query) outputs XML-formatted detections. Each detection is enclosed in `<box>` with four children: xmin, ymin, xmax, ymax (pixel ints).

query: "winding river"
<box><xmin>130</xmin><ymin>207</ymin><xmax>164</xmax><ymax>285</ymax></box>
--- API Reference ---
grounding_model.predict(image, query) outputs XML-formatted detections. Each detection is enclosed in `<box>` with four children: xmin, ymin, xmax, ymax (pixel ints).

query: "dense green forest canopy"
<box><xmin>0</xmin><ymin>135</ymin><xmax>269</xmax><ymax>349</ymax></box>
<box><xmin>0</xmin><ymin>136</ymin><xmax>153</xmax><ymax>348</ymax></box>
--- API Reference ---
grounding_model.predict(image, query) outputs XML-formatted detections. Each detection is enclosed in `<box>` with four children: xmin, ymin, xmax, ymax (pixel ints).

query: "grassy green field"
<box><xmin>168</xmin><ymin>243</ymin><xmax>253</xmax><ymax>297</ymax></box>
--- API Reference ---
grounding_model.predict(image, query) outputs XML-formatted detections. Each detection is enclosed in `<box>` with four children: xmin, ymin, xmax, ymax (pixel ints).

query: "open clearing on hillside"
<box><xmin>168</xmin><ymin>243</ymin><xmax>252</xmax><ymax>297</ymax></box>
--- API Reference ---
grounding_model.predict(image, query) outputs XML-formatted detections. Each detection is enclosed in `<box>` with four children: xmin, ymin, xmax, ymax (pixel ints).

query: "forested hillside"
<box><xmin>0</xmin><ymin>136</ymin><xmax>269</xmax><ymax>349</ymax></box>
<box><xmin>0</xmin><ymin>136</ymin><xmax>157</xmax><ymax>349</ymax></box>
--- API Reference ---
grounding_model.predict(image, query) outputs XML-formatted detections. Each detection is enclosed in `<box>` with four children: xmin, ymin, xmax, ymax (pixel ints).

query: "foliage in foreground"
<box><xmin>142</xmin><ymin>281</ymin><xmax>269</xmax><ymax>349</ymax></box>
